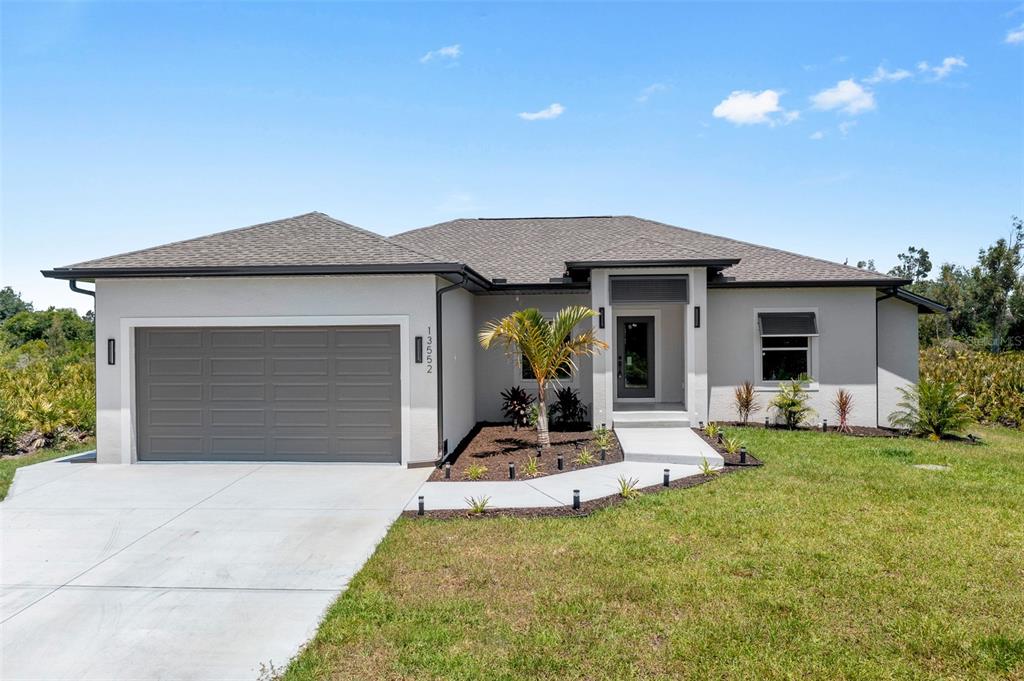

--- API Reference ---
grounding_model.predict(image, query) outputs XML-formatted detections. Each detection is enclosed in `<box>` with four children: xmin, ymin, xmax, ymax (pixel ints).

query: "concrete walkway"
<box><xmin>616</xmin><ymin>426</ymin><xmax>725</xmax><ymax>466</ymax></box>
<box><xmin>1</xmin><ymin>459</ymin><xmax>429</xmax><ymax>681</ymax></box>
<box><xmin>408</xmin><ymin>460</ymin><xmax>713</xmax><ymax>511</ymax></box>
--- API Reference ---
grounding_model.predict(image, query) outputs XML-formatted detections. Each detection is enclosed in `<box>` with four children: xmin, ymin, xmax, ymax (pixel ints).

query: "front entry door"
<box><xmin>616</xmin><ymin>316</ymin><xmax>655</xmax><ymax>399</ymax></box>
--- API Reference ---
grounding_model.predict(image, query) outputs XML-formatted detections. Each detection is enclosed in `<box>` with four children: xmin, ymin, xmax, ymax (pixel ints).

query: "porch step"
<box><xmin>615</xmin><ymin>427</ymin><xmax>724</xmax><ymax>467</ymax></box>
<box><xmin>612</xmin><ymin>410</ymin><xmax>691</xmax><ymax>429</ymax></box>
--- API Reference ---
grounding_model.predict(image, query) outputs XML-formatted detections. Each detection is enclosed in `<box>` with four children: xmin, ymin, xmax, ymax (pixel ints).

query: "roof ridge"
<box><xmin>312</xmin><ymin>212</ymin><xmax>446</xmax><ymax>263</ymax></box>
<box><xmin>630</xmin><ymin>215</ymin><xmax>905</xmax><ymax>282</ymax></box>
<box><xmin>66</xmin><ymin>212</ymin><xmax>327</xmax><ymax>269</ymax></box>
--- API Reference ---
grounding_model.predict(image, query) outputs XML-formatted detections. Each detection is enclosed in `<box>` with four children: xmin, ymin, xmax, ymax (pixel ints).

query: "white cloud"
<box><xmin>809</xmin><ymin>130</ymin><xmax>825</xmax><ymax>140</ymax></box>
<box><xmin>810</xmin><ymin>79</ymin><xmax>876</xmax><ymax>115</ymax></box>
<box><xmin>636</xmin><ymin>83</ymin><xmax>668</xmax><ymax>103</ymax></box>
<box><xmin>1006</xmin><ymin>24</ymin><xmax>1024</xmax><ymax>44</ymax></box>
<box><xmin>917</xmin><ymin>56</ymin><xmax>967</xmax><ymax>79</ymax></box>
<box><xmin>839</xmin><ymin>120</ymin><xmax>858</xmax><ymax>136</ymax></box>
<box><xmin>518</xmin><ymin>103</ymin><xmax>565</xmax><ymax>121</ymax></box>
<box><xmin>864</xmin><ymin>65</ymin><xmax>913</xmax><ymax>84</ymax></box>
<box><xmin>711</xmin><ymin>89</ymin><xmax>797</xmax><ymax>126</ymax></box>
<box><xmin>420</xmin><ymin>44</ymin><xmax>461</xmax><ymax>63</ymax></box>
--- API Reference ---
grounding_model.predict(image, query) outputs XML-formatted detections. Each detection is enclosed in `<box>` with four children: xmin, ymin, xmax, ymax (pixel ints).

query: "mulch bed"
<box><xmin>405</xmin><ymin>466</ymin><xmax>751</xmax><ymax>520</ymax></box>
<box><xmin>429</xmin><ymin>422</ymin><xmax>623</xmax><ymax>482</ymax></box>
<box><xmin>692</xmin><ymin>428</ymin><xmax>764</xmax><ymax>467</ymax></box>
<box><xmin>713</xmin><ymin>421</ymin><xmax>902</xmax><ymax>438</ymax></box>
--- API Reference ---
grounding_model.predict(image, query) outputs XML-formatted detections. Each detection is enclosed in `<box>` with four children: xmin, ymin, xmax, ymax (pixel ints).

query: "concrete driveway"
<box><xmin>1</xmin><ymin>458</ymin><xmax>429</xmax><ymax>680</ymax></box>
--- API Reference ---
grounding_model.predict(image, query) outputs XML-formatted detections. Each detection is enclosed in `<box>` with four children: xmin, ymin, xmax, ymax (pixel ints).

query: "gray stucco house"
<box><xmin>43</xmin><ymin>212</ymin><xmax>942</xmax><ymax>466</ymax></box>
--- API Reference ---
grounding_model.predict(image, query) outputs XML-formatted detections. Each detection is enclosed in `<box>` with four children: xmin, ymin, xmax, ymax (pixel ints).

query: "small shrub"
<box><xmin>465</xmin><ymin>495</ymin><xmax>491</xmax><ymax>514</ymax></box>
<box><xmin>464</xmin><ymin>463</ymin><xmax>488</xmax><ymax>480</ymax></box>
<box><xmin>500</xmin><ymin>386</ymin><xmax>535</xmax><ymax>430</ymax></box>
<box><xmin>592</xmin><ymin>425</ymin><xmax>613</xmax><ymax>451</ymax></box>
<box><xmin>549</xmin><ymin>386</ymin><xmax>587</xmax><ymax>425</ymax></box>
<box><xmin>699</xmin><ymin>458</ymin><xmax>720</xmax><ymax>477</ymax></box>
<box><xmin>704</xmin><ymin>422</ymin><xmax>722</xmax><ymax>439</ymax></box>
<box><xmin>769</xmin><ymin>381</ymin><xmax>815</xmax><ymax>429</ymax></box>
<box><xmin>616</xmin><ymin>475</ymin><xmax>641</xmax><ymax>499</ymax></box>
<box><xmin>889</xmin><ymin>378</ymin><xmax>973</xmax><ymax>438</ymax></box>
<box><xmin>723</xmin><ymin>435</ymin><xmax>743</xmax><ymax>455</ymax></box>
<box><xmin>522</xmin><ymin>457</ymin><xmax>542</xmax><ymax>477</ymax></box>
<box><xmin>574</xmin><ymin>447</ymin><xmax>596</xmax><ymax>466</ymax></box>
<box><xmin>833</xmin><ymin>388</ymin><xmax>854</xmax><ymax>433</ymax></box>
<box><xmin>733</xmin><ymin>381</ymin><xmax>759</xmax><ymax>423</ymax></box>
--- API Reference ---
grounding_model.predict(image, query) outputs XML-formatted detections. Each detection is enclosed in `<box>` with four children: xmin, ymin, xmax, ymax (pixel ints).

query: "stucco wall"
<box><xmin>441</xmin><ymin>285</ymin><xmax>476</xmax><ymax>454</ymax></box>
<box><xmin>877</xmin><ymin>297</ymin><xmax>919</xmax><ymax>427</ymax></box>
<box><xmin>93</xmin><ymin>275</ymin><xmax>438</xmax><ymax>465</ymax></box>
<box><xmin>707</xmin><ymin>287</ymin><xmax>879</xmax><ymax>427</ymax></box>
<box><xmin>590</xmin><ymin>267</ymin><xmax>708</xmax><ymax>425</ymax></box>
<box><xmin>473</xmin><ymin>292</ymin><xmax>594</xmax><ymax>423</ymax></box>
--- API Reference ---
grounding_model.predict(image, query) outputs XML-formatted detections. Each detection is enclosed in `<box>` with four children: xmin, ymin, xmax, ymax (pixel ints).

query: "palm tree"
<box><xmin>479</xmin><ymin>306</ymin><xmax>607</xmax><ymax>447</ymax></box>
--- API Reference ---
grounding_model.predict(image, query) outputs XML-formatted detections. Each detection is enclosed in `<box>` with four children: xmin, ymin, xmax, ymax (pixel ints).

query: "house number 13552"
<box><xmin>424</xmin><ymin>327</ymin><xmax>433</xmax><ymax>373</ymax></box>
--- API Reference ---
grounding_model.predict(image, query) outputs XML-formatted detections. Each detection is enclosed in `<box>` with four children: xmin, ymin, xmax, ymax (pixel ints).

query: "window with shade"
<box><xmin>758</xmin><ymin>312</ymin><xmax>818</xmax><ymax>382</ymax></box>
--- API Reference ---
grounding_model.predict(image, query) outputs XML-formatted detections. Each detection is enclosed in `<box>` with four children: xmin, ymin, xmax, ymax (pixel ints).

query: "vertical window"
<box><xmin>758</xmin><ymin>312</ymin><xmax>817</xmax><ymax>382</ymax></box>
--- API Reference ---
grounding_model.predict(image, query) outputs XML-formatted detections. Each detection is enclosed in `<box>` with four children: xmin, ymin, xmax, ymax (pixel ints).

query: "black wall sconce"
<box><xmin>694</xmin><ymin>306</ymin><xmax>701</xmax><ymax>328</ymax></box>
<box><xmin>415</xmin><ymin>336</ymin><xmax>423</xmax><ymax>363</ymax></box>
<box><xmin>107</xmin><ymin>338</ymin><xmax>116</xmax><ymax>365</ymax></box>
<box><xmin>598</xmin><ymin>306</ymin><xmax>605</xmax><ymax>329</ymax></box>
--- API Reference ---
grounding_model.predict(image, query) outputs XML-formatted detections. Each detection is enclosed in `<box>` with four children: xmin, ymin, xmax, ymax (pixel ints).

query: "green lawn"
<box><xmin>0</xmin><ymin>440</ymin><xmax>95</xmax><ymax>501</ymax></box>
<box><xmin>284</xmin><ymin>427</ymin><xmax>1024</xmax><ymax>680</ymax></box>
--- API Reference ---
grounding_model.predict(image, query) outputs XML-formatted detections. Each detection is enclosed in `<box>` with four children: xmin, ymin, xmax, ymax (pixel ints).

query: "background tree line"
<box><xmin>858</xmin><ymin>216</ymin><xmax>1024</xmax><ymax>351</ymax></box>
<box><xmin>0</xmin><ymin>287</ymin><xmax>96</xmax><ymax>453</ymax></box>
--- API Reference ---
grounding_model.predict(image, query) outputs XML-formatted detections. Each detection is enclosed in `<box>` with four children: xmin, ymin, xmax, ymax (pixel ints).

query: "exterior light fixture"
<box><xmin>694</xmin><ymin>306</ymin><xmax>701</xmax><ymax>328</ymax></box>
<box><xmin>598</xmin><ymin>307</ymin><xmax>606</xmax><ymax>329</ymax></box>
<box><xmin>107</xmin><ymin>339</ymin><xmax>116</xmax><ymax>365</ymax></box>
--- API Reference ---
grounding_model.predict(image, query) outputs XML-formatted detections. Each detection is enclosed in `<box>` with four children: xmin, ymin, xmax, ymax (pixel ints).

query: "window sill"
<box><xmin>754</xmin><ymin>382</ymin><xmax>819</xmax><ymax>393</ymax></box>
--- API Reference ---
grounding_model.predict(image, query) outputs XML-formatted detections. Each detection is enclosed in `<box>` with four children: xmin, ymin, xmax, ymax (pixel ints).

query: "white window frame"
<box><xmin>753</xmin><ymin>307</ymin><xmax>820</xmax><ymax>392</ymax></box>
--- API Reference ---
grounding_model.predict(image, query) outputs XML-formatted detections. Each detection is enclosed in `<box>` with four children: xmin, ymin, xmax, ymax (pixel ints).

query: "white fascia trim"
<box><xmin>118</xmin><ymin>314</ymin><xmax>411</xmax><ymax>466</ymax></box>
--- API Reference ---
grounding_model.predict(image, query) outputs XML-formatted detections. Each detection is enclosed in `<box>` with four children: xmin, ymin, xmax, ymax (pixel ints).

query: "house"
<box><xmin>43</xmin><ymin>212</ymin><xmax>943</xmax><ymax>466</ymax></box>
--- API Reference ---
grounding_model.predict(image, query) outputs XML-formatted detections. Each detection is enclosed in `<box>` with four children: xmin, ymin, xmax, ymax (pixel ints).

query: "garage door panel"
<box><xmin>210</xmin><ymin>329</ymin><xmax>266</xmax><ymax>348</ymax></box>
<box><xmin>210</xmin><ymin>357</ymin><xmax>265</xmax><ymax>376</ymax></box>
<box><xmin>209</xmin><ymin>409</ymin><xmax>265</xmax><ymax>427</ymax></box>
<box><xmin>136</xmin><ymin>326</ymin><xmax>401</xmax><ymax>462</ymax></box>
<box><xmin>210</xmin><ymin>383</ymin><xmax>265</xmax><ymax>401</ymax></box>
<box><xmin>146</xmin><ymin>330</ymin><xmax>203</xmax><ymax>349</ymax></box>
<box><xmin>149</xmin><ymin>358</ymin><xmax>203</xmax><ymax>376</ymax></box>
<box><xmin>271</xmin><ymin>329</ymin><xmax>329</xmax><ymax>348</ymax></box>
<box><xmin>271</xmin><ymin>383</ymin><xmax>329</xmax><ymax>401</ymax></box>
<box><xmin>272</xmin><ymin>357</ymin><xmax>328</xmax><ymax>376</ymax></box>
<box><xmin>149</xmin><ymin>383</ymin><xmax>203</xmax><ymax>401</ymax></box>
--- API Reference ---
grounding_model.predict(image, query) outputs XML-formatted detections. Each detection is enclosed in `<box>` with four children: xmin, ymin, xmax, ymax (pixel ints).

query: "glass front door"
<box><xmin>616</xmin><ymin>316</ymin><xmax>655</xmax><ymax>398</ymax></box>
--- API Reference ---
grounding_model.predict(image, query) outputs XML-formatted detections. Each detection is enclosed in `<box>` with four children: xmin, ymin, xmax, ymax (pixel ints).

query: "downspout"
<box><xmin>875</xmin><ymin>287</ymin><xmax>898</xmax><ymax>428</ymax></box>
<box><xmin>69</xmin><ymin>279</ymin><xmax>96</xmax><ymax>298</ymax></box>
<box><xmin>435</xmin><ymin>270</ymin><xmax>468</xmax><ymax>465</ymax></box>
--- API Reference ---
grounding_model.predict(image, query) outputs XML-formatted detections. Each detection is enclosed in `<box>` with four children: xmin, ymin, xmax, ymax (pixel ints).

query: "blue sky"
<box><xmin>3</xmin><ymin>2</ymin><xmax>1023</xmax><ymax>313</ymax></box>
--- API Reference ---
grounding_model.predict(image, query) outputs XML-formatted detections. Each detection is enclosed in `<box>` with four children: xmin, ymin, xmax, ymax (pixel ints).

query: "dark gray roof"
<box><xmin>392</xmin><ymin>215</ymin><xmax>907</xmax><ymax>286</ymax></box>
<box><xmin>52</xmin><ymin>212</ymin><xmax>444</xmax><ymax>272</ymax></box>
<box><xmin>44</xmin><ymin>211</ymin><xmax>908</xmax><ymax>289</ymax></box>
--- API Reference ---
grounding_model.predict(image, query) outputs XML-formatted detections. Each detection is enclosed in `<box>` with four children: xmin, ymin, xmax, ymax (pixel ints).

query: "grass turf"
<box><xmin>283</xmin><ymin>426</ymin><xmax>1024</xmax><ymax>680</ymax></box>
<box><xmin>0</xmin><ymin>441</ymin><xmax>95</xmax><ymax>501</ymax></box>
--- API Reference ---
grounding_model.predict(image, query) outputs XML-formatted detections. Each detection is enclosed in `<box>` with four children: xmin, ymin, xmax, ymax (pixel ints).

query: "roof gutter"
<box><xmin>68</xmin><ymin>279</ymin><xmax>96</xmax><ymax>298</ymax></box>
<box><xmin>435</xmin><ymin>269</ymin><xmax>468</xmax><ymax>465</ymax></box>
<box><xmin>41</xmin><ymin>262</ymin><xmax>491</xmax><ymax>289</ymax></box>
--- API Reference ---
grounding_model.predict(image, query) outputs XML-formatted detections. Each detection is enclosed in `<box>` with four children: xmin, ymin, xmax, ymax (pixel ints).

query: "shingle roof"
<box><xmin>44</xmin><ymin>211</ymin><xmax>907</xmax><ymax>288</ymax></box>
<box><xmin>53</xmin><ymin>212</ymin><xmax>444</xmax><ymax>271</ymax></box>
<box><xmin>391</xmin><ymin>215</ymin><xmax>906</xmax><ymax>286</ymax></box>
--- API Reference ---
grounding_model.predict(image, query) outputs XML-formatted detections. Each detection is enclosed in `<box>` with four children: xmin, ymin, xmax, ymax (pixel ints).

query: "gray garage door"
<box><xmin>135</xmin><ymin>326</ymin><xmax>401</xmax><ymax>462</ymax></box>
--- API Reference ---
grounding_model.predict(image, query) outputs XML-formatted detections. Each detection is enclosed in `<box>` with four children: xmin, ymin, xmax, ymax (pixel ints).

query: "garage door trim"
<box><xmin>119</xmin><ymin>315</ymin><xmax>411</xmax><ymax>465</ymax></box>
